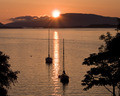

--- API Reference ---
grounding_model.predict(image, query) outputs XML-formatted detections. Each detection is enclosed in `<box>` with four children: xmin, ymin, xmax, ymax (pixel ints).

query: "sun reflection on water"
<box><xmin>52</xmin><ymin>31</ymin><xmax>60</xmax><ymax>95</ymax></box>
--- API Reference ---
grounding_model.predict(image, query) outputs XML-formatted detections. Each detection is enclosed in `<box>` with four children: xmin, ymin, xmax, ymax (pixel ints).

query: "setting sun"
<box><xmin>52</xmin><ymin>10</ymin><xmax>60</xmax><ymax>18</ymax></box>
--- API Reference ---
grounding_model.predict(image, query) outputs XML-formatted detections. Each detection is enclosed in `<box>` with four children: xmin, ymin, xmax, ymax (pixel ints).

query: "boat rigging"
<box><xmin>45</xmin><ymin>29</ymin><xmax>52</xmax><ymax>64</ymax></box>
<box><xmin>59</xmin><ymin>39</ymin><xmax>69</xmax><ymax>84</ymax></box>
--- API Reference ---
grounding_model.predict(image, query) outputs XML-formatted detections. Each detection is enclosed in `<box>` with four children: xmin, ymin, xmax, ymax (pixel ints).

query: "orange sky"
<box><xmin>0</xmin><ymin>0</ymin><xmax>120</xmax><ymax>24</ymax></box>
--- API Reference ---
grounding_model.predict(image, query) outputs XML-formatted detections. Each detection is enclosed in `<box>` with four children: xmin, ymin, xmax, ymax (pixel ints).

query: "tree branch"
<box><xmin>104</xmin><ymin>85</ymin><xmax>113</xmax><ymax>94</ymax></box>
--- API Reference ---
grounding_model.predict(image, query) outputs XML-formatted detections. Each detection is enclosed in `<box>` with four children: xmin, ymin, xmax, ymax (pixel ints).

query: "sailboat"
<box><xmin>45</xmin><ymin>29</ymin><xmax>52</xmax><ymax>64</ymax></box>
<box><xmin>59</xmin><ymin>39</ymin><xmax>69</xmax><ymax>84</ymax></box>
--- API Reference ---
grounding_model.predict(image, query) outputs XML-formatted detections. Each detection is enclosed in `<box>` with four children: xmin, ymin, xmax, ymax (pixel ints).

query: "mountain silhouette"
<box><xmin>3</xmin><ymin>13</ymin><xmax>119</xmax><ymax>28</ymax></box>
<box><xmin>59</xmin><ymin>13</ymin><xmax>117</xmax><ymax>27</ymax></box>
<box><xmin>0</xmin><ymin>22</ymin><xmax>4</xmax><ymax>27</ymax></box>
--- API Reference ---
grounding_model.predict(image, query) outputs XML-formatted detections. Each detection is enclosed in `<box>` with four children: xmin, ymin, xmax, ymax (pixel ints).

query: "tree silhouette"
<box><xmin>116</xmin><ymin>18</ymin><xmax>120</xmax><ymax>32</ymax></box>
<box><xmin>0</xmin><ymin>51</ymin><xmax>19</xmax><ymax>96</ymax></box>
<box><xmin>82</xmin><ymin>32</ymin><xmax>120</xmax><ymax>96</ymax></box>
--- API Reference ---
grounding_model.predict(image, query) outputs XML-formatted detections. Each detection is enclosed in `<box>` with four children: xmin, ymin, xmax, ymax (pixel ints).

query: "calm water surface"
<box><xmin>0</xmin><ymin>28</ymin><xmax>117</xmax><ymax>96</ymax></box>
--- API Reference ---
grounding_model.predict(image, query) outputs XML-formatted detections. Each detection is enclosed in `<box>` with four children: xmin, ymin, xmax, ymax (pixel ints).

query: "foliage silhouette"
<box><xmin>115</xmin><ymin>18</ymin><xmax>120</xmax><ymax>32</ymax></box>
<box><xmin>0</xmin><ymin>51</ymin><xmax>19</xmax><ymax>96</ymax></box>
<box><xmin>82</xmin><ymin>32</ymin><xmax>120</xmax><ymax>96</ymax></box>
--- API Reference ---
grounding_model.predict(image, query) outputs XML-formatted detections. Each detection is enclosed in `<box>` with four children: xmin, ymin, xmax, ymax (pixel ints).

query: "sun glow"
<box><xmin>52</xmin><ymin>10</ymin><xmax>60</xmax><ymax>18</ymax></box>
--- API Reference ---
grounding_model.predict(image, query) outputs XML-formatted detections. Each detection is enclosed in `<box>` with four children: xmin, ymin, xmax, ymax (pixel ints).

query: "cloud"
<box><xmin>7</xmin><ymin>15</ymin><xmax>51</xmax><ymax>28</ymax></box>
<box><xmin>9</xmin><ymin>16</ymin><xmax>39</xmax><ymax>22</ymax></box>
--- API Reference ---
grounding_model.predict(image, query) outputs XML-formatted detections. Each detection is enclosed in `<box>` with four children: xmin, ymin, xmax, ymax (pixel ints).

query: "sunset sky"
<box><xmin>0</xmin><ymin>0</ymin><xmax>120</xmax><ymax>24</ymax></box>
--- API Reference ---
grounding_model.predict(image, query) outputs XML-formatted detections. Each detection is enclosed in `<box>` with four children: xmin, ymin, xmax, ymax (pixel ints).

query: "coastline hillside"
<box><xmin>0</xmin><ymin>22</ymin><xmax>4</xmax><ymax>27</ymax></box>
<box><xmin>1</xmin><ymin>13</ymin><xmax>119</xmax><ymax>28</ymax></box>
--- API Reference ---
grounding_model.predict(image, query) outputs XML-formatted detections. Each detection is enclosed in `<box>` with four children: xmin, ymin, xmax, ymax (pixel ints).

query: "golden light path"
<box><xmin>52</xmin><ymin>31</ymin><xmax>60</xmax><ymax>95</ymax></box>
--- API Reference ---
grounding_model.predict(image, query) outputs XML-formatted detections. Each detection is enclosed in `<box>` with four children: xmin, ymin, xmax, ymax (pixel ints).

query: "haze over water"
<box><xmin>0</xmin><ymin>28</ymin><xmax>116</xmax><ymax>96</ymax></box>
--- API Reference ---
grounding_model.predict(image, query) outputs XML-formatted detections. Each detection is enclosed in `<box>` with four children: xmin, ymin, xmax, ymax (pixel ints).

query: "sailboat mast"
<box><xmin>48</xmin><ymin>29</ymin><xmax>50</xmax><ymax>57</ymax></box>
<box><xmin>63</xmin><ymin>39</ymin><xmax>65</xmax><ymax>71</ymax></box>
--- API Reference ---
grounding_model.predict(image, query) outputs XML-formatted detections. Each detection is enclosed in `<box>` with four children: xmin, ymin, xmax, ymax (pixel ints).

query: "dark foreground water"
<box><xmin>0</xmin><ymin>28</ymin><xmax>117</xmax><ymax>96</ymax></box>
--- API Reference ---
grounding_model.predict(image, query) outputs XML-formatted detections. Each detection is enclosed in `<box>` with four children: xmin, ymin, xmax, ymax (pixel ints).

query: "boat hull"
<box><xmin>46</xmin><ymin>57</ymin><xmax>52</xmax><ymax>64</ymax></box>
<box><xmin>59</xmin><ymin>74</ymin><xmax>69</xmax><ymax>84</ymax></box>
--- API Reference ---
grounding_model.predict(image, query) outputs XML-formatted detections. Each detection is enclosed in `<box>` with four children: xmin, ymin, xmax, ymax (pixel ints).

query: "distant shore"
<box><xmin>0</xmin><ymin>13</ymin><xmax>118</xmax><ymax>29</ymax></box>
<box><xmin>0</xmin><ymin>25</ymin><xmax>117</xmax><ymax>29</ymax></box>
